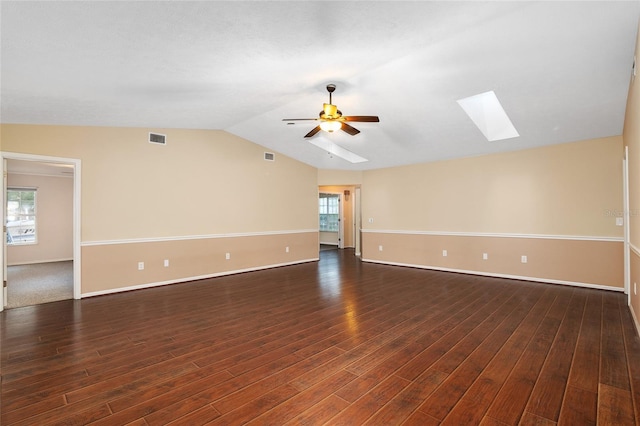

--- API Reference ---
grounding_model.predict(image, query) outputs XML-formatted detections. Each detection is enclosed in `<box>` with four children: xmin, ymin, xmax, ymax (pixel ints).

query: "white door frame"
<box><xmin>338</xmin><ymin>192</ymin><xmax>344</xmax><ymax>249</ymax></box>
<box><xmin>2</xmin><ymin>159</ymin><xmax>7</xmax><ymax>308</ymax></box>
<box><xmin>355</xmin><ymin>187</ymin><xmax>361</xmax><ymax>256</ymax></box>
<box><xmin>624</xmin><ymin>146</ymin><xmax>631</xmax><ymax>304</ymax></box>
<box><xmin>319</xmin><ymin>191</ymin><xmax>344</xmax><ymax>249</ymax></box>
<box><xmin>0</xmin><ymin>152</ymin><xmax>81</xmax><ymax>311</ymax></box>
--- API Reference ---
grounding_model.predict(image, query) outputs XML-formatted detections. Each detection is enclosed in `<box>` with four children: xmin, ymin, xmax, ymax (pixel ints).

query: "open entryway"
<box><xmin>318</xmin><ymin>185</ymin><xmax>360</xmax><ymax>255</ymax></box>
<box><xmin>1</xmin><ymin>153</ymin><xmax>81</xmax><ymax>311</ymax></box>
<box><xmin>319</xmin><ymin>192</ymin><xmax>343</xmax><ymax>249</ymax></box>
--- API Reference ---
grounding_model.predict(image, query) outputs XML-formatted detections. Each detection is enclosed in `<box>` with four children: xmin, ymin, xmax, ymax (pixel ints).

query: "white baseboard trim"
<box><xmin>8</xmin><ymin>258</ymin><xmax>73</xmax><ymax>266</ymax></box>
<box><xmin>361</xmin><ymin>258</ymin><xmax>624</xmax><ymax>293</ymax></box>
<box><xmin>81</xmin><ymin>257</ymin><xmax>319</xmax><ymax>298</ymax></box>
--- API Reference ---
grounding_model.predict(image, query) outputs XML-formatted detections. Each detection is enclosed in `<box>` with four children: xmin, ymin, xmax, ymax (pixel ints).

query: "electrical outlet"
<box><xmin>164</xmin><ymin>259</ymin><xmax>169</xmax><ymax>267</ymax></box>
<box><xmin>378</xmin><ymin>245</ymin><xmax>383</xmax><ymax>251</ymax></box>
<box><xmin>285</xmin><ymin>246</ymin><xmax>289</xmax><ymax>253</ymax></box>
<box><xmin>616</xmin><ymin>217</ymin><xmax>624</xmax><ymax>226</ymax></box>
<box><xmin>483</xmin><ymin>253</ymin><xmax>488</xmax><ymax>260</ymax></box>
<box><xmin>521</xmin><ymin>255</ymin><xmax>528</xmax><ymax>264</ymax></box>
<box><xmin>225</xmin><ymin>252</ymin><xmax>231</xmax><ymax>260</ymax></box>
<box><xmin>442</xmin><ymin>250</ymin><xmax>447</xmax><ymax>257</ymax></box>
<box><xmin>138</xmin><ymin>262</ymin><xmax>144</xmax><ymax>270</ymax></box>
<box><xmin>369</xmin><ymin>218</ymin><xmax>374</xmax><ymax>223</ymax></box>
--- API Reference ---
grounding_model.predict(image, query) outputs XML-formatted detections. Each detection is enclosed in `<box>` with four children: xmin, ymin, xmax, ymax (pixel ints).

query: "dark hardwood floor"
<box><xmin>2</xmin><ymin>249</ymin><xmax>639</xmax><ymax>425</ymax></box>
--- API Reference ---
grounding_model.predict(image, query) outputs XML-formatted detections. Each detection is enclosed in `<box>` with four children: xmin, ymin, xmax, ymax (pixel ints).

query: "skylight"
<box><xmin>308</xmin><ymin>138</ymin><xmax>368</xmax><ymax>163</ymax></box>
<box><xmin>457</xmin><ymin>91</ymin><xmax>519</xmax><ymax>141</ymax></box>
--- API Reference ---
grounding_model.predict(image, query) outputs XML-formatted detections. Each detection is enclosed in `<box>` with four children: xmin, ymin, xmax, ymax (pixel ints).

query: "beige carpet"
<box><xmin>6</xmin><ymin>261</ymin><xmax>73</xmax><ymax>309</ymax></box>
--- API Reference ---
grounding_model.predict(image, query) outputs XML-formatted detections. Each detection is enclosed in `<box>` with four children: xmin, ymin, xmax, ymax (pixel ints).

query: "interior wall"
<box><xmin>1</xmin><ymin>125</ymin><xmax>319</xmax><ymax>240</ymax></box>
<box><xmin>361</xmin><ymin>136</ymin><xmax>624</xmax><ymax>289</ymax></box>
<box><xmin>624</xmin><ymin>18</ymin><xmax>640</xmax><ymax>331</ymax></box>
<box><xmin>317</xmin><ymin>169</ymin><xmax>363</xmax><ymax>186</ymax></box>
<box><xmin>0</xmin><ymin>124</ymin><xmax>319</xmax><ymax>295</ymax></box>
<box><xmin>82</xmin><ymin>232</ymin><xmax>318</xmax><ymax>296</ymax></box>
<box><xmin>7</xmin><ymin>172</ymin><xmax>73</xmax><ymax>265</ymax></box>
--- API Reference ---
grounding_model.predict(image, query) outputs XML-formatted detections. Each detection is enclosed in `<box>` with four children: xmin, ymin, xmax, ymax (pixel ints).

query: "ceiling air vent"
<box><xmin>149</xmin><ymin>132</ymin><xmax>166</xmax><ymax>145</ymax></box>
<box><xmin>264</xmin><ymin>152</ymin><xmax>275</xmax><ymax>161</ymax></box>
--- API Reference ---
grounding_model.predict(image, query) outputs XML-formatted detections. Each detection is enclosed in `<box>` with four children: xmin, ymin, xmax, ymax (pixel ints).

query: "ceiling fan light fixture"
<box><xmin>282</xmin><ymin>84</ymin><xmax>378</xmax><ymax>138</ymax></box>
<box><xmin>320</xmin><ymin>120</ymin><xmax>342</xmax><ymax>133</ymax></box>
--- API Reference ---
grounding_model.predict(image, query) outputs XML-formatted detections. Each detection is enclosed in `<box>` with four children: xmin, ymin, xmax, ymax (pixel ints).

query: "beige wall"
<box><xmin>1</xmin><ymin>124</ymin><xmax>319</xmax><ymax>295</ymax></box>
<box><xmin>361</xmin><ymin>136</ymin><xmax>624</xmax><ymax>289</ymax></box>
<box><xmin>624</xmin><ymin>19</ymin><xmax>640</xmax><ymax>331</ymax></box>
<box><xmin>363</xmin><ymin>233</ymin><xmax>622</xmax><ymax>289</ymax></box>
<box><xmin>82</xmin><ymin>231</ymin><xmax>318</xmax><ymax>295</ymax></box>
<box><xmin>362</xmin><ymin>137</ymin><xmax>623</xmax><ymax>236</ymax></box>
<box><xmin>1</xmin><ymin>125</ymin><xmax>317</xmax><ymax>240</ymax></box>
<box><xmin>318</xmin><ymin>169</ymin><xmax>363</xmax><ymax>186</ymax></box>
<box><xmin>7</xmin><ymin>173</ymin><xmax>73</xmax><ymax>265</ymax></box>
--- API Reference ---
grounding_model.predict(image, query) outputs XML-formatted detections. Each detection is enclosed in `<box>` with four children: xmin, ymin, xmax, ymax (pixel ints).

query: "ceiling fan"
<box><xmin>283</xmin><ymin>84</ymin><xmax>379</xmax><ymax>138</ymax></box>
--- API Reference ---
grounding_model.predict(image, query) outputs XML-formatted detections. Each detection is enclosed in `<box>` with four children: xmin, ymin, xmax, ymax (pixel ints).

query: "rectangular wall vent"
<box><xmin>149</xmin><ymin>132</ymin><xmax>167</xmax><ymax>145</ymax></box>
<box><xmin>264</xmin><ymin>152</ymin><xmax>275</xmax><ymax>161</ymax></box>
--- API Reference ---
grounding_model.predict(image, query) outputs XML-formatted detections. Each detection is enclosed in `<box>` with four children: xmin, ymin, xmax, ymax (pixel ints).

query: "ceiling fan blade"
<box><xmin>304</xmin><ymin>126</ymin><xmax>322</xmax><ymax>138</ymax></box>
<box><xmin>341</xmin><ymin>122</ymin><xmax>360</xmax><ymax>136</ymax></box>
<box><xmin>342</xmin><ymin>116</ymin><xmax>380</xmax><ymax>122</ymax></box>
<box><xmin>282</xmin><ymin>118</ymin><xmax>318</xmax><ymax>121</ymax></box>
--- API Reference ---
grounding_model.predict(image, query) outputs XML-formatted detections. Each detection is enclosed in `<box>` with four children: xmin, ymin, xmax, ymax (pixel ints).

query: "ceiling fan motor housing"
<box><xmin>321</xmin><ymin>103</ymin><xmax>341</xmax><ymax>120</ymax></box>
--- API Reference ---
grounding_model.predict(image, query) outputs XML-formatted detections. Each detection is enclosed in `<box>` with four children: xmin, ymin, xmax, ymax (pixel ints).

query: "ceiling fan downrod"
<box><xmin>327</xmin><ymin>84</ymin><xmax>336</xmax><ymax>105</ymax></box>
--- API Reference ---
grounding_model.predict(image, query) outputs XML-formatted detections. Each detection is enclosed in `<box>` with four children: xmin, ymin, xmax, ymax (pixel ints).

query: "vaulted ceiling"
<box><xmin>2</xmin><ymin>1</ymin><xmax>639</xmax><ymax>170</ymax></box>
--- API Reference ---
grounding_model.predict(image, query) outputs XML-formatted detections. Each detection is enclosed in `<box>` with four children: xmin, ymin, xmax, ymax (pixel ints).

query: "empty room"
<box><xmin>1</xmin><ymin>1</ymin><xmax>640</xmax><ymax>425</ymax></box>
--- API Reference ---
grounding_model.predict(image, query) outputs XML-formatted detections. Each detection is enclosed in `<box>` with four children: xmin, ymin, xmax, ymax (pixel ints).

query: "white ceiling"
<box><xmin>2</xmin><ymin>1</ymin><xmax>639</xmax><ymax>171</ymax></box>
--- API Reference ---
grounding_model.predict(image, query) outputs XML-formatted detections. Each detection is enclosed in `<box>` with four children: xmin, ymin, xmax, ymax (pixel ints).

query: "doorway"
<box><xmin>319</xmin><ymin>192</ymin><xmax>343</xmax><ymax>249</ymax></box>
<box><xmin>1</xmin><ymin>153</ymin><xmax>81</xmax><ymax>311</ymax></box>
<box><xmin>318</xmin><ymin>185</ymin><xmax>360</xmax><ymax>254</ymax></box>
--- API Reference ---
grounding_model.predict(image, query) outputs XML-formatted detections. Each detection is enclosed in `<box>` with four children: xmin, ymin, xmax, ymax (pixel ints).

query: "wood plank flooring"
<box><xmin>1</xmin><ymin>248</ymin><xmax>639</xmax><ymax>425</ymax></box>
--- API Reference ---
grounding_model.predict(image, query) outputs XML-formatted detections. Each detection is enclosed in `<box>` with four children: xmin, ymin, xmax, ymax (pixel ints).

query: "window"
<box><xmin>7</xmin><ymin>188</ymin><xmax>37</xmax><ymax>245</ymax></box>
<box><xmin>319</xmin><ymin>193</ymin><xmax>339</xmax><ymax>232</ymax></box>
